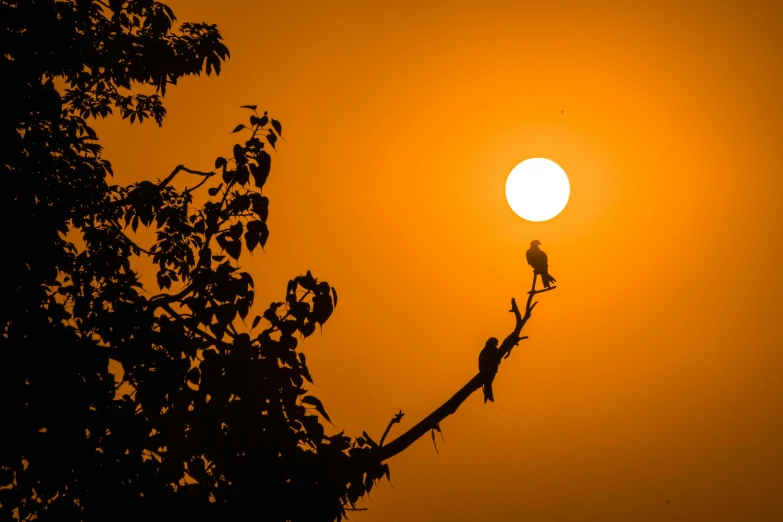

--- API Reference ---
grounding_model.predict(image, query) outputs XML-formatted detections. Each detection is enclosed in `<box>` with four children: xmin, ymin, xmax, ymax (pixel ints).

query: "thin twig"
<box><xmin>430</xmin><ymin>423</ymin><xmax>445</xmax><ymax>454</ymax></box>
<box><xmin>528</xmin><ymin>286</ymin><xmax>556</xmax><ymax>295</ymax></box>
<box><xmin>379</xmin><ymin>410</ymin><xmax>405</xmax><ymax>447</ymax></box>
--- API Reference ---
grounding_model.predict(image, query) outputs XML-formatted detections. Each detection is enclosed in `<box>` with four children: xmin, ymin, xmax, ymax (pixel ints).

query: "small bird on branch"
<box><xmin>478</xmin><ymin>337</ymin><xmax>500</xmax><ymax>403</ymax></box>
<box><xmin>526</xmin><ymin>240</ymin><xmax>556</xmax><ymax>289</ymax></box>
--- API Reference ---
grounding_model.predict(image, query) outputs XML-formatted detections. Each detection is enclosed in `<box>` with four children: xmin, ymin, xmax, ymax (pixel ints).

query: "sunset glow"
<box><xmin>64</xmin><ymin>1</ymin><xmax>783</xmax><ymax>520</ymax></box>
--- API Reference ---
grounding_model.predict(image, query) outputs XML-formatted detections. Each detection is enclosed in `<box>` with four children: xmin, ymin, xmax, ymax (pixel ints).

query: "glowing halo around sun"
<box><xmin>505</xmin><ymin>158</ymin><xmax>570</xmax><ymax>222</ymax></box>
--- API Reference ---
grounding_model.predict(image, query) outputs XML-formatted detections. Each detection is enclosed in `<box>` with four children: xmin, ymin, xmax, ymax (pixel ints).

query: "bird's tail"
<box><xmin>483</xmin><ymin>383</ymin><xmax>494</xmax><ymax>403</ymax></box>
<box><xmin>542</xmin><ymin>271</ymin><xmax>556</xmax><ymax>289</ymax></box>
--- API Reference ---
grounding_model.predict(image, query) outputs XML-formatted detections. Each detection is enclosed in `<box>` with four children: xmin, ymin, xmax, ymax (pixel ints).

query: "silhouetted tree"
<box><xmin>0</xmin><ymin>2</ymin><xmax>555</xmax><ymax>521</ymax></box>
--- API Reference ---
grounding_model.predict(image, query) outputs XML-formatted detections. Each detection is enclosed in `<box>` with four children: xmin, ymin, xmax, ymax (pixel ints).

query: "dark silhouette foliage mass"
<box><xmin>1</xmin><ymin>2</ymin><xmax>556</xmax><ymax>521</ymax></box>
<box><xmin>0</xmin><ymin>2</ymin><xmax>386</xmax><ymax>520</ymax></box>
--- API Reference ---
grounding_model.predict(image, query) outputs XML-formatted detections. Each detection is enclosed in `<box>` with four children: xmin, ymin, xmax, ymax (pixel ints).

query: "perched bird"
<box><xmin>478</xmin><ymin>337</ymin><xmax>500</xmax><ymax>403</ymax></box>
<box><xmin>526</xmin><ymin>240</ymin><xmax>556</xmax><ymax>288</ymax></box>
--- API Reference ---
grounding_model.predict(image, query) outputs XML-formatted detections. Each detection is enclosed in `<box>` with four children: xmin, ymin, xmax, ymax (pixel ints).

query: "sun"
<box><xmin>505</xmin><ymin>158</ymin><xmax>570</xmax><ymax>222</ymax></box>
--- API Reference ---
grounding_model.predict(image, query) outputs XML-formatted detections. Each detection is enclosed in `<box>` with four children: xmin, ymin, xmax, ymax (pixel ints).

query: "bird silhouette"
<box><xmin>526</xmin><ymin>240</ymin><xmax>556</xmax><ymax>288</ymax></box>
<box><xmin>478</xmin><ymin>337</ymin><xmax>500</xmax><ymax>403</ymax></box>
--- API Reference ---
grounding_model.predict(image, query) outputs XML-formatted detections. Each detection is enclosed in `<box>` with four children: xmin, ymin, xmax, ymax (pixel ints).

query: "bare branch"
<box><xmin>379</xmin><ymin>410</ymin><xmax>405</xmax><ymax>447</ymax></box>
<box><xmin>184</xmin><ymin>172</ymin><xmax>214</xmax><ymax>194</ymax></box>
<box><xmin>376</xmin><ymin>272</ymin><xmax>554</xmax><ymax>463</ymax></box>
<box><xmin>159</xmin><ymin>164</ymin><xmax>215</xmax><ymax>189</ymax></box>
<box><xmin>528</xmin><ymin>286</ymin><xmax>556</xmax><ymax>295</ymax></box>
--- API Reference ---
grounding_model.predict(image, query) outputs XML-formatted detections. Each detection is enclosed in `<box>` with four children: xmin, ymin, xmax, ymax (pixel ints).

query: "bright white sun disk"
<box><xmin>505</xmin><ymin>158</ymin><xmax>570</xmax><ymax>222</ymax></box>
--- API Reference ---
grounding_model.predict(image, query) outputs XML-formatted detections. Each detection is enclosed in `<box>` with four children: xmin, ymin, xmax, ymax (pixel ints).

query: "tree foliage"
<box><xmin>0</xmin><ymin>2</ymin><xmax>388</xmax><ymax>521</ymax></box>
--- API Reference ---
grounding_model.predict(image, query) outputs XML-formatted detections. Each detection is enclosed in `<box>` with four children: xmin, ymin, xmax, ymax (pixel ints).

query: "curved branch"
<box><xmin>147</xmin><ymin>284</ymin><xmax>194</xmax><ymax>310</ymax></box>
<box><xmin>184</xmin><ymin>172</ymin><xmax>215</xmax><ymax>194</ymax></box>
<box><xmin>376</xmin><ymin>272</ymin><xmax>552</xmax><ymax>463</ymax></box>
<box><xmin>159</xmin><ymin>164</ymin><xmax>215</xmax><ymax>189</ymax></box>
<box><xmin>117</xmin><ymin>228</ymin><xmax>153</xmax><ymax>256</ymax></box>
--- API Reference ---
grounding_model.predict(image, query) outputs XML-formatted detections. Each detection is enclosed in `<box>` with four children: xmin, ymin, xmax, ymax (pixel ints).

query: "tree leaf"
<box><xmin>244</xmin><ymin>230</ymin><xmax>258</xmax><ymax>252</ymax></box>
<box><xmin>235</xmin><ymin>165</ymin><xmax>250</xmax><ymax>185</ymax></box>
<box><xmin>222</xmin><ymin>168</ymin><xmax>236</xmax><ymax>184</ymax></box>
<box><xmin>299</xmin><ymin>270</ymin><xmax>316</xmax><ymax>291</ymax></box>
<box><xmin>302</xmin><ymin>395</ymin><xmax>331</xmax><ymax>423</ymax></box>
<box><xmin>312</xmin><ymin>293</ymin><xmax>334</xmax><ymax>325</ymax></box>
<box><xmin>230</xmin><ymin>124</ymin><xmax>246</xmax><ymax>133</ymax></box>
<box><xmin>245</xmin><ymin>220</ymin><xmax>268</xmax><ymax>252</ymax></box>
<box><xmin>225</xmin><ymin>239</ymin><xmax>241</xmax><ymax>260</ymax></box>
<box><xmin>217</xmin><ymin>234</ymin><xmax>242</xmax><ymax>260</ymax></box>
<box><xmin>240</xmin><ymin>104</ymin><xmax>258</xmax><ymax>110</ymax></box>
<box><xmin>251</xmin><ymin>151</ymin><xmax>271</xmax><ymax>189</ymax></box>
<box><xmin>362</xmin><ymin>431</ymin><xmax>378</xmax><ymax>448</ymax></box>
<box><xmin>250</xmin><ymin>195</ymin><xmax>269</xmax><ymax>221</ymax></box>
<box><xmin>260</xmin><ymin>224</ymin><xmax>270</xmax><ymax>248</ymax></box>
<box><xmin>301</xmin><ymin>320</ymin><xmax>316</xmax><ymax>338</ymax></box>
<box><xmin>233</xmin><ymin>143</ymin><xmax>245</xmax><ymax>164</ymax></box>
<box><xmin>228</xmin><ymin>221</ymin><xmax>243</xmax><ymax>240</ymax></box>
<box><xmin>271</xmin><ymin>118</ymin><xmax>283</xmax><ymax>136</ymax></box>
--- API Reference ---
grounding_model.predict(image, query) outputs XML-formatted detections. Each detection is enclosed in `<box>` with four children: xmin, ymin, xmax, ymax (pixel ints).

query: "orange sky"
<box><xmin>94</xmin><ymin>1</ymin><xmax>783</xmax><ymax>520</ymax></box>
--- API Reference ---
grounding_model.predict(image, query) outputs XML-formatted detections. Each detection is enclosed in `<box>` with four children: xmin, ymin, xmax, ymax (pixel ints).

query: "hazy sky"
<box><xmin>94</xmin><ymin>1</ymin><xmax>783</xmax><ymax>520</ymax></box>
